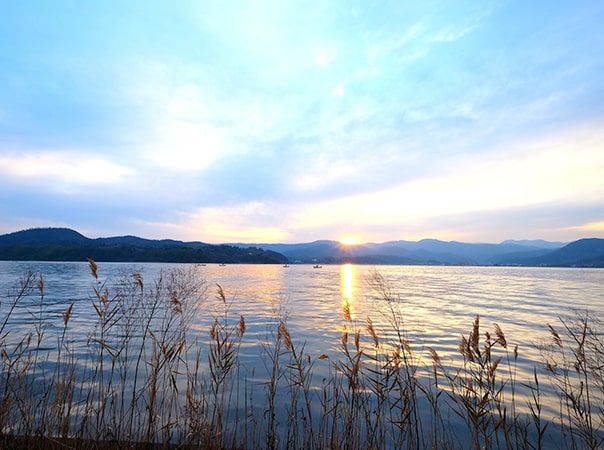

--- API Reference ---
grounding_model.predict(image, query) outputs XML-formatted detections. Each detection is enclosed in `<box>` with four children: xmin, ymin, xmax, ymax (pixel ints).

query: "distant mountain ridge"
<box><xmin>1</xmin><ymin>228</ymin><xmax>603</xmax><ymax>267</ymax></box>
<box><xmin>0</xmin><ymin>228</ymin><xmax>287</xmax><ymax>264</ymax></box>
<box><xmin>500</xmin><ymin>239</ymin><xmax>566</xmax><ymax>249</ymax></box>
<box><xmin>522</xmin><ymin>238</ymin><xmax>604</xmax><ymax>267</ymax></box>
<box><xmin>234</xmin><ymin>237</ymin><xmax>604</xmax><ymax>268</ymax></box>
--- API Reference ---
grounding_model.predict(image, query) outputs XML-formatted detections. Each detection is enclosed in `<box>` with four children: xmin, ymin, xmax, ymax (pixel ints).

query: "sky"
<box><xmin>1</xmin><ymin>1</ymin><xmax>603</xmax><ymax>244</ymax></box>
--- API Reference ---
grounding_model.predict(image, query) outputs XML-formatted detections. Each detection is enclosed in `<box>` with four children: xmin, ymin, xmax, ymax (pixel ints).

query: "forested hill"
<box><xmin>0</xmin><ymin>228</ymin><xmax>288</xmax><ymax>264</ymax></box>
<box><xmin>234</xmin><ymin>237</ymin><xmax>604</xmax><ymax>267</ymax></box>
<box><xmin>2</xmin><ymin>228</ymin><xmax>602</xmax><ymax>266</ymax></box>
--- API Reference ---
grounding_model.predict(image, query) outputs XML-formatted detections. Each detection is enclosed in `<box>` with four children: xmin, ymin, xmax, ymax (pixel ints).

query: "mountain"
<box><xmin>234</xmin><ymin>238</ymin><xmax>569</xmax><ymax>266</ymax></box>
<box><xmin>0</xmin><ymin>227</ymin><xmax>89</xmax><ymax>246</ymax></box>
<box><xmin>234</xmin><ymin>238</ymin><xmax>604</xmax><ymax>267</ymax></box>
<box><xmin>500</xmin><ymin>239</ymin><xmax>567</xmax><ymax>249</ymax></box>
<box><xmin>3</xmin><ymin>228</ymin><xmax>601</xmax><ymax>267</ymax></box>
<box><xmin>0</xmin><ymin>228</ymin><xmax>287</xmax><ymax>264</ymax></box>
<box><xmin>361</xmin><ymin>239</ymin><xmax>558</xmax><ymax>265</ymax></box>
<box><xmin>516</xmin><ymin>238</ymin><xmax>604</xmax><ymax>267</ymax></box>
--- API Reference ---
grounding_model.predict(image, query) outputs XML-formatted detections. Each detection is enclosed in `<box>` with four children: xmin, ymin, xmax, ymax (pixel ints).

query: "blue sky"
<box><xmin>1</xmin><ymin>1</ymin><xmax>603</xmax><ymax>244</ymax></box>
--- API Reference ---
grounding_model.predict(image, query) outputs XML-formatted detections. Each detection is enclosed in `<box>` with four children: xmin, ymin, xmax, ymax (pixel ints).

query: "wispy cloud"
<box><xmin>569</xmin><ymin>221</ymin><xmax>604</xmax><ymax>233</ymax></box>
<box><xmin>0</xmin><ymin>151</ymin><xmax>133</xmax><ymax>188</ymax></box>
<box><xmin>0</xmin><ymin>1</ymin><xmax>603</xmax><ymax>242</ymax></box>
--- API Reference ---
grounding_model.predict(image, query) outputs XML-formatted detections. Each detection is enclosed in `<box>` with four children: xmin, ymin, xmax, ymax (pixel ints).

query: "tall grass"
<box><xmin>540</xmin><ymin>312</ymin><xmax>604</xmax><ymax>449</ymax></box>
<box><xmin>0</xmin><ymin>263</ymin><xmax>603</xmax><ymax>449</ymax></box>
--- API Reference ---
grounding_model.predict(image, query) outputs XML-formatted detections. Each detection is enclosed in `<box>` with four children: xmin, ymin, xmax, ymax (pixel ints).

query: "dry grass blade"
<box><xmin>278</xmin><ymin>321</ymin><xmax>293</xmax><ymax>350</ymax></box>
<box><xmin>215</xmin><ymin>284</ymin><xmax>226</xmax><ymax>303</ymax></box>
<box><xmin>367</xmin><ymin>317</ymin><xmax>379</xmax><ymax>348</ymax></box>
<box><xmin>470</xmin><ymin>315</ymin><xmax>480</xmax><ymax>356</ymax></box>
<box><xmin>88</xmin><ymin>258</ymin><xmax>98</xmax><ymax>279</ymax></box>
<box><xmin>2</xmin><ymin>266</ymin><xmax>603</xmax><ymax>450</ymax></box>
<box><xmin>459</xmin><ymin>335</ymin><xmax>472</xmax><ymax>361</ymax></box>
<box><xmin>428</xmin><ymin>347</ymin><xmax>440</xmax><ymax>364</ymax></box>
<box><xmin>131</xmin><ymin>273</ymin><xmax>144</xmax><ymax>291</ymax></box>
<box><xmin>341</xmin><ymin>327</ymin><xmax>349</xmax><ymax>347</ymax></box>
<box><xmin>62</xmin><ymin>303</ymin><xmax>74</xmax><ymax>326</ymax></box>
<box><xmin>37</xmin><ymin>274</ymin><xmax>44</xmax><ymax>294</ymax></box>
<box><xmin>342</xmin><ymin>300</ymin><xmax>352</xmax><ymax>321</ymax></box>
<box><xmin>548</xmin><ymin>324</ymin><xmax>562</xmax><ymax>347</ymax></box>
<box><xmin>237</xmin><ymin>315</ymin><xmax>246</xmax><ymax>337</ymax></box>
<box><xmin>493</xmin><ymin>323</ymin><xmax>507</xmax><ymax>348</ymax></box>
<box><xmin>92</xmin><ymin>302</ymin><xmax>102</xmax><ymax>318</ymax></box>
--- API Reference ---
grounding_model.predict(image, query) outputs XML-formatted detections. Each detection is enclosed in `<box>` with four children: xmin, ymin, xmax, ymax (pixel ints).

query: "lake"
<box><xmin>1</xmin><ymin>261</ymin><xmax>603</xmax><ymax>449</ymax></box>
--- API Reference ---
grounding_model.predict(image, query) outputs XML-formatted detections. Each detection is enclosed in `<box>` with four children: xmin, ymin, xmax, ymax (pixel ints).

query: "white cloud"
<box><xmin>315</xmin><ymin>51</ymin><xmax>330</xmax><ymax>67</ymax></box>
<box><xmin>119</xmin><ymin>72</ymin><xmax>247</xmax><ymax>172</ymax></box>
<box><xmin>331</xmin><ymin>85</ymin><xmax>345</xmax><ymax>97</ymax></box>
<box><xmin>291</xmin><ymin>154</ymin><xmax>357</xmax><ymax>192</ymax></box>
<box><xmin>0</xmin><ymin>151</ymin><xmax>133</xmax><ymax>187</ymax></box>
<box><xmin>1</xmin><ymin>1</ymin><xmax>602</xmax><ymax>244</ymax></box>
<box><xmin>146</xmin><ymin>122</ymin><xmax>234</xmax><ymax>172</ymax></box>
<box><xmin>283</xmin><ymin>123</ymin><xmax>604</xmax><ymax>237</ymax></box>
<box><xmin>432</xmin><ymin>24</ymin><xmax>477</xmax><ymax>42</ymax></box>
<box><xmin>150</xmin><ymin>202</ymin><xmax>291</xmax><ymax>243</ymax></box>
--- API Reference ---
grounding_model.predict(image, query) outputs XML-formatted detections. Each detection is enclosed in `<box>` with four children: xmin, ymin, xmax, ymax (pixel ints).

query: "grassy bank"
<box><xmin>0</xmin><ymin>261</ymin><xmax>603</xmax><ymax>449</ymax></box>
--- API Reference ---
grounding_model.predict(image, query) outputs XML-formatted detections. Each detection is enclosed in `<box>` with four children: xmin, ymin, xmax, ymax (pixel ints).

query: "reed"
<box><xmin>279</xmin><ymin>320</ymin><xmax>317</xmax><ymax>449</ymax></box>
<box><xmin>1</xmin><ymin>264</ymin><xmax>603</xmax><ymax>449</ymax></box>
<box><xmin>540</xmin><ymin>311</ymin><xmax>604</xmax><ymax>449</ymax></box>
<box><xmin>432</xmin><ymin>315</ymin><xmax>517</xmax><ymax>449</ymax></box>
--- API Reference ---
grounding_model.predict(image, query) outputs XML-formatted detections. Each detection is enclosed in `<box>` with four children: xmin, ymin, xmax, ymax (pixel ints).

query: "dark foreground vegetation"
<box><xmin>1</xmin><ymin>262</ymin><xmax>603</xmax><ymax>449</ymax></box>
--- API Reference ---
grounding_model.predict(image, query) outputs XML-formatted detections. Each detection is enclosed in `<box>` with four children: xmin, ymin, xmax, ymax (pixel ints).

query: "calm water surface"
<box><xmin>1</xmin><ymin>261</ymin><xmax>603</xmax><ymax>446</ymax></box>
<box><xmin>2</xmin><ymin>261</ymin><xmax>602</xmax><ymax>377</ymax></box>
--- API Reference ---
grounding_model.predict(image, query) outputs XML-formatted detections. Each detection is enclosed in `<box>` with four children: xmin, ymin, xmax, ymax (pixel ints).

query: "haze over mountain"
<box><xmin>233</xmin><ymin>239</ymin><xmax>569</xmax><ymax>266</ymax></box>
<box><xmin>1</xmin><ymin>228</ymin><xmax>602</xmax><ymax>267</ymax></box>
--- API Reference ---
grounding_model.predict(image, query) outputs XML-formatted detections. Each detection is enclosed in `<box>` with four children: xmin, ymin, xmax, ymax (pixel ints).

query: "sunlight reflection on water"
<box><xmin>2</xmin><ymin>262</ymin><xmax>603</xmax><ymax>371</ymax></box>
<box><xmin>1</xmin><ymin>261</ymin><xmax>603</xmax><ymax>444</ymax></box>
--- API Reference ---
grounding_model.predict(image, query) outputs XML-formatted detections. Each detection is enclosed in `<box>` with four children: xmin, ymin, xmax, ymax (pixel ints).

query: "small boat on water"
<box><xmin>313</xmin><ymin>264</ymin><xmax>322</xmax><ymax>268</ymax></box>
<box><xmin>283</xmin><ymin>264</ymin><xmax>290</xmax><ymax>267</ymax></box>
<box><xmin>219</xmin><ymin>263</ymin><xmax>226</xmax><ymax>267</ymax></box>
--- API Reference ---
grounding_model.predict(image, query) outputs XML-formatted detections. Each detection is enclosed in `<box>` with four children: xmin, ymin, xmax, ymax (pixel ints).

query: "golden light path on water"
<box><xmin>2</xmin><ymin>261</ymin><xmax>602</xmax><ymax>372</ymax></box>
<box><xmin>341</xmin><ymin>263</ymin><xmax>354</xmax><ymax>304</ymax></box>
<box><xmin>340</xmin><ymin>263</ymin><xmax>355</xmax><ymax>325</ymax></box>
<box><xmin>102</xmin><ymin>262</ymin><xmax>602</xmax><ymax>377</ymax></box>
<box><xmin>1</xmin><ymin>261</ymin><xmax>604</xmax><ymax>441</ymax></box>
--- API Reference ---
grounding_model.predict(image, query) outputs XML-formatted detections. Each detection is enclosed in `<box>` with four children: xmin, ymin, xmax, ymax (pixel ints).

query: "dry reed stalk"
<box><xmin>342</xmin><ymin>300</ymin><xmax>352</xmax><ymax>322</ymax></box>
<box><xmin>204</xmin><ymin>283</ymin><xmax>246</xmax><ymax>448</ymax></box>
<box><xmin>278</xmin><ymin>319</ymin><xmax>319</xmax><ymax>449</ymax></box>
<box><xmin>540</xmin><ymin>312</ymin><xmax>604</xmax><ymax>449</ymax></box>
<box><xmin>88</xmin><ymin>259</ymin><xmax>98</xmax><ymax>279</ymax></box>
<box><xmin>366</xmin><ymin>317</ymin><xmax>379</xmax><ymax>348</ymax></box>
<box><xmin>3</xmin><ymin>266</ymin><xmax>604</xmax><ymax>450</ymax></box>
<box><xmin>261</xmin><ymin>322</ymin><xmax>284</xmax><ymax>450</ymax></box>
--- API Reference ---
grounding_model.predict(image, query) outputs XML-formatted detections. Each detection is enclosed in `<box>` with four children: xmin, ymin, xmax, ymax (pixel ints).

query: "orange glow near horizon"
<box><xmin>339</xmin><ymin>236</ymin><xmax>358</xmax><ymax>246</ymax></box>
<box><xmin>569</xmin><ymin>220</ymin><xmax>604</xmax><ymax>232</ymax></box>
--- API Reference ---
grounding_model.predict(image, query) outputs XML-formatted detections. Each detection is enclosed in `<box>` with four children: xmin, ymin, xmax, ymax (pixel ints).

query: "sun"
<box><xmin>339</xmin><ymin>236</ymin><xmax>358</xmax><ymax>246</ymax></box>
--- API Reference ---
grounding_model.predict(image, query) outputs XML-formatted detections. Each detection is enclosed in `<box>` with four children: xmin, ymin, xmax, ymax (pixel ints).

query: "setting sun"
<box><xmin>339</xmin><ymin>236</ymin><xmax>358</xmax><ymax>246</ymax></box>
